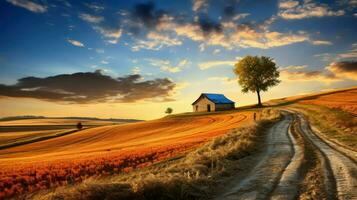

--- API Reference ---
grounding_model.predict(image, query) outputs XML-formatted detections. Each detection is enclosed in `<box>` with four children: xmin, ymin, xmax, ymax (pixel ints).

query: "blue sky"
<box><xmin>0</xmin><ymin>0</ymin><xmax>356</xmax><ymax>119</ymax></box>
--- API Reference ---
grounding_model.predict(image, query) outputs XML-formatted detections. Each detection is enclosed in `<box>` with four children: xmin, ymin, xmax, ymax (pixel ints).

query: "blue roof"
<box><xmin>192</xmin><ymin>93</ymin><xmax>235</xmax><ymax>104</ymax></box>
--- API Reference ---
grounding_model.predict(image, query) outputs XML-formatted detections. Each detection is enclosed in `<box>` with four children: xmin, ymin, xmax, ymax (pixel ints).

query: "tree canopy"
<box><xmin>233</xmin><ymin>56</ymin><xmax>280</xmax><ymax>106</ymax></box>
<box><xmin>165</xmin><ymin>107</ymin><xmax>173</xmax><ymax>114</ymax></box>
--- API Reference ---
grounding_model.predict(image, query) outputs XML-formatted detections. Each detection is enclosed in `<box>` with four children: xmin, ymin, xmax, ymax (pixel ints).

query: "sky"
<box><xmin>0</xmin><ymin>0</ymin><xmax>356</xmax><ymax>120</ymax></box>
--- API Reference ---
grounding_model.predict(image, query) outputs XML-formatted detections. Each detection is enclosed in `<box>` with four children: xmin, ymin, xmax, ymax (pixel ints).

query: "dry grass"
<box><xmin>29</xmin><ymin>109</ymin><xmax>281</xmax><ymax>200</ymax></box>
<box><xmin>289</xmin><ymin>104</ymin><xmax>357</xmax><ymax>150</ymax></box>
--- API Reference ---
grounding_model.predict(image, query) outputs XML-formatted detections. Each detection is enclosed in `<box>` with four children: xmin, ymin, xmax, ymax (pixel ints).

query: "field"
<box><xmin>267</xmin><ymin>87</ymin><xmax>357</xmax><ymax>115</ymax></box>
<box><xmin>0</xmin><ymin>111</ymin><xmax>253</xmax><ymax>198</ymax></box>
<box><xmin>0</xmin><ymin>118</ymin><xmax>125</xmax><ymax>149</ymax></box>
<box><xmin>298</xmin><ymin>88</ymin><xmax>357</xmax><ymax>115</ymax></box>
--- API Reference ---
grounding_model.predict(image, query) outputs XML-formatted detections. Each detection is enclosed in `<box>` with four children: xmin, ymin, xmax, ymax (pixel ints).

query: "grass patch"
<box><xmin>30</xmin><ymin>109</ymin><xmax>281</xmax><ymax>200</ymax></box>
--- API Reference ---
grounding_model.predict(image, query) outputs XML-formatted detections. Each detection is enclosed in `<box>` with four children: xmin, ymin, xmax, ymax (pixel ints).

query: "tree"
<box><xmin>165</xmin><ymin>107</ymin><xmax>173</xmax><ymax>114</ymax></box>
<box><xmin>233</xmin><ymin>56</ymin><xmax>280</xmax><ymax>107</ymax></box>
<box><xmin>76</xmin><ymin>122</ymin><xmax>83</xmax><ymax>130</ymax></box>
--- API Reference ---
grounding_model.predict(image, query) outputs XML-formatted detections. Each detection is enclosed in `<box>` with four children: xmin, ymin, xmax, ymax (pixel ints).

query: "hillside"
<box><xmin>0</xmin><ymin>111</ymin><xmax>252</xmax><ymax>162</ymax></box>
<box><xmin>267</xmin><ymin>86</ymin><xmax>357</xmax><ymax>115</ymax></box>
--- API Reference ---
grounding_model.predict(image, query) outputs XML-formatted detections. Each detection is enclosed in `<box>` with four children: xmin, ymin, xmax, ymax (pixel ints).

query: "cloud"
<box><xmin>131</xmin><ymin>31</ymin><xmax>182</xmax><ymax>51</ymax></box>
<box><xmin>280</xmin><ymin>69</ymin><xmax>339</xmax><ymax>82</ymax></box>
<box><xmin>278</xmin><ymin>0</ymin><xmax>345</xmax><ymax>19</ymax></box>
<box><xmin>131</xmin><ymin>2</ymin><xmax>166</xmax><ymax>29</ymax></box>
<box><xmin>198</xmin><ymin>60</ymin><xmax>236</xmax><ymax>70</ymax></box>
<box><xmin>208</xmin><ymin>76</ymin><xmax>235</xmax><ymax>84</ymax></box>
<box><xmin>85</xmin><ymin>3</ymin><xmax>104</xmax><ymax>12</ymax></box>
<box><xmin>232</xmin><ymin>13</ymin><xmax>250</xmax><ymax>21</ymax></box>
<box><xmin>279</xmin><ymin>0</ymin><xmax>299</xmax><ymax>9</ymax></box>
<box><xmin>79</xmin><ymin>13</ymin><xmax>104</xmax><ymax>23</ymax></box>
<box><xmin>230</xmin><ymin>27</ymin><xmax>310</xmax><ymax>49</ymax></box>
<box><xmin>326</xmin><ymin>61</ymin><xmax>357</xmax><ymax>80</ymax></box>
<box><xmin>6</xmin><ymin>0</ymin><xmax>47</xmax><ymax>13</ymax></box>
<box><xmin>311</xmin><ymin>40</ymin><xmax>333</xmax><ymax>45</ymax></box>
<box><xmin>192</xmin><ymin>0</ymin><xmax>208</xmax><ymax>12</ymax></box>
<box><xmin>338</xmin><ymin>48</ymin><xmax>357</xmax><ymax>59</ymax></box>
<box><xmin>280</xmin><ymin>61</ymin><xmax>357</xmax><ymax>83</ymax></box>
<box><xmin>132</xmin><ymin>67</ymin><xmax>141</xmax><ymax>74</ymax></box>
<box><xmin>67</xmin><ymin>39</ymin><xmax>84</xmax><ymax>47</ymax></box>
<box><xmin>93</xmin><ymin>26</ymin><xmax>122</xmax><ymax>44</ymax></box>
<box><xmin>158</xmin><ymin>15</ymin><xmax>310</xmax><ymax>49</ymax></box>
<box><xmin>213</xmin><ymin>49</ymin><xmax>221</xmax><ymax>54</ymax></box>
<box><xmin>0</xmin><ymin>71</ymin><xmax>176</xmax><ymax>103</ymax></box>
<box><xmin>282</xmin><ymin>65</ymin><xmax>308</xmax><ymax>70</ymax></box>
<box><xmin>147</xmin><ymin>58</ymin><xmax>189</xmax><ymax>73</ymax></box>
<box><xmin>338</xmin><ymin>0</ymin><xmax>357</xmax><ymax>8</ymax></box>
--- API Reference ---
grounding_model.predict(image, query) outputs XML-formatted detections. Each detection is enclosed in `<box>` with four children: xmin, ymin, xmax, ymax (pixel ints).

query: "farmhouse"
<box><xmin>192</xmin><ymin>93</ymin><xmax>235</xmax><ymax>112</ymax></box>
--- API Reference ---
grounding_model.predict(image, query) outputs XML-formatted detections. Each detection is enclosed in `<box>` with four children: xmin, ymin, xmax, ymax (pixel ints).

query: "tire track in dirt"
<box><xmin>270</xmin><ymin>113</ymin><xmax>304</xmax><ymax>200</ymax></box>
<box><xmin>215</xmin><ymin>110</ymin><xmax>356</xmax><ymax>200</ymax></box>
<box><xmin>297</xmin><ymin>114</ymin><xmax>357</xmax><ymax>200</ymax></box>
<box><xmin>215</xmin><ymin>112</ymin><xmax>295</xmax><ymax>200</ymax></box>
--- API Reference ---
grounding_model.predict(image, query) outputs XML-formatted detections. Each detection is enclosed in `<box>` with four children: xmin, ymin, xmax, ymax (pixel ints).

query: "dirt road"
<box><xmin>215</xmin><ymin>111</ymin><xmax>357</xmax><ymax>200</ymax></box>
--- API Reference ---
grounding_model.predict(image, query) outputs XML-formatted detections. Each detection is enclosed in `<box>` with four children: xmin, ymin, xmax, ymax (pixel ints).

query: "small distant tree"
<box><xmin>165</xmin><ymin>107</ymin><xmax>173</xmax><ymax>114</ymax></box>
<box><xmin>233</xmin><ymin>56</ymin><xmax>280</xmax><ymax>107</ymax></box>
<box><xmin>76</xmin><ymin>122</ymin><xmax>83</xmax><ymax>130</ymax></box>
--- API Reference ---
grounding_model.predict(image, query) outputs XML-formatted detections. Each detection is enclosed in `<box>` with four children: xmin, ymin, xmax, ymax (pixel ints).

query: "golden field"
<box><xmin>0</xmin><ymin>111</ymin><xmax>253</xmax><ymax>198</ymax></box>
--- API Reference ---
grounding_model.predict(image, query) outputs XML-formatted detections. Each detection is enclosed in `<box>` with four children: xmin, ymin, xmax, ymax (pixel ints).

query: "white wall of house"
<box><xmin>192</xmin><ymin>96</ymin><xmax>216</xmax><ymax>112</ymax></box>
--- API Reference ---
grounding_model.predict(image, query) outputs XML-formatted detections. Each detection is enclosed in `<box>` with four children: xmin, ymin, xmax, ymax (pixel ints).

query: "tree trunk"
<box><xmin>256</xmin><ymin>90</ymin><xmax>262</xmax><ymax>107</ymax></box>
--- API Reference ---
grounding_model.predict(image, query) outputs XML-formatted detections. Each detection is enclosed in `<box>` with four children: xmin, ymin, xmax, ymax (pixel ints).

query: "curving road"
<box><xmin>215</xmin><ymin>110</ymin><xmax>357</xmax><ymax>200</ymax></box>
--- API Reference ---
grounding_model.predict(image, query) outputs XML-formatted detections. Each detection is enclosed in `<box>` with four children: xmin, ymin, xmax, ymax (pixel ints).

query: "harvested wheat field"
<box><xmin>298</xmin><ymin>88</ymin><xmax>357</xmax><ymax>115</ymax></box>
<box><xmin>0</xmin><ymin>111</ymin><xmax>252</xmax><ymax>198</ymax></box>
<box><xmin>0</xmin><ymin>118</ymin><xmax>121</xmax><ymax>126</ymax></box>
<box><xmin>267</xmin><ymin>87</ymin><xmax>357</xmax><ymax>115</ymax></box>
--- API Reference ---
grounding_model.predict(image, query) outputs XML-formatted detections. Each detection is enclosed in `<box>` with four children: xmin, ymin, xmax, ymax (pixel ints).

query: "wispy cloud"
<box><xmin>208</xmin><ymin>76</ymin><xmax>235</xmax><ymax>84</ymax></box>
<box><xmin>132</xmin><ymin>66</ymin><xmax>141</xmax><ymax>74</ymax></box>
<box><xmin>85</xmin><ymin>2</ymin><xmax>104</xmax><ymax>12</ymax></box>
<box><xmin>279</xmin><ymin>0</ymin><xmax>299</xmax><ymax>9</ymax></box>
<box><xmin>338</xmin><ymin>48</ymin><xmax>357</xmax><ymax>59</ymax></box>
<box><xmin>311</xmin><ymin>40</ymin><xmax>333</xmax><ymax>45</ymax></box>
<box><xmin>93</xmin><ymin>26</ymin><xmax>122</xmax><ymax>44</ymax></box>
<box><xmin>198</xmin><ymin>60</ymin><xmax>236</xmax><ymax>70</ymax></box>
<box><xmin>67</xmin><ymin>39</ymin><xmax>84</xmax><ymax>47</ymax></box>
<box><xmin>79</xmin><ymin>13</ymin><xmax>104</xmax><ymax>24</ymax></box>
<box><xmin>132</xmin><ymin>31</ymin><xmax>182</xmax><ymax>51</ymax></box>
<box><xmin>6</xmin><ymin>0</ymin><xmax>47</xmax><ymax>13</ymax></box>
<box><xmin>192</xmin><ymin>0</ymin><xmax>208</xmax><ymax>12</ymax></box>
<box><xmin>147</xmin><ymin>58</ymin><xmax>189</xmax><ymax>73</ymax></box>
<box><xmin>278</xmin><ymin>0</ymin><xmax>345</xmax><ymax>19</ymax></box>
<box><xmin>282</xmin><ymin>65</ymin><xmax>308</xmax><ymax>70</ymax></box>
<box><xmin>280</xmin><ymin>69</ymin><xmax>339</xmax><ymax>83</ymax></box>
